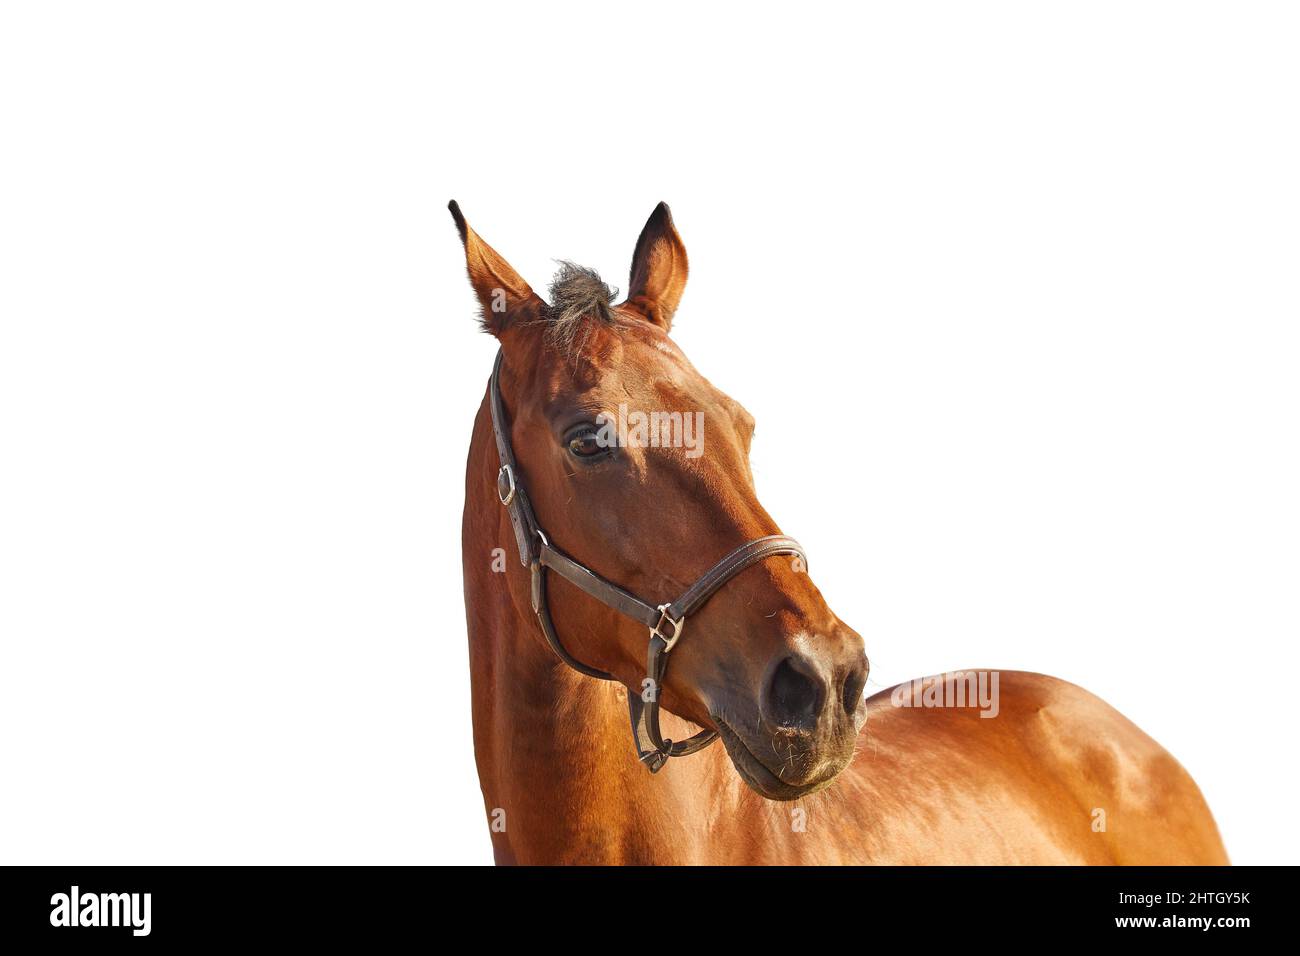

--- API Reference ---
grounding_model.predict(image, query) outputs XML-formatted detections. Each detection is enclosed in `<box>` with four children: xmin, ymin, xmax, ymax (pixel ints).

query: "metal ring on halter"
<box><xmin>497</xmin><ymin>464</ymin><xmax>516</xmax><ymax>507</ymax></box>
<box><xmin>649</xmin><ymin>604</ymin><xmax>685</xmax><ymax>653</ymax></box>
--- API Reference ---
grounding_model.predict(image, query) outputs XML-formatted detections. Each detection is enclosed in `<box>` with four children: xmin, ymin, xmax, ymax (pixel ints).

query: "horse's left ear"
<box><xmin>448</xmin><ymin>200</ymin><xmax>542</xmax><ymax>336</ymax></box>
<box><xmin>623</xmin><ymin>202</ymin><xmax>688</xmax><ymax>331</ymax></box>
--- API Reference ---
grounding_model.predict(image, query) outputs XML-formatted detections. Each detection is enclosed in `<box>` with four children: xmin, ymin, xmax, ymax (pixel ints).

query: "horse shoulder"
<box><xmin>839</xmin><ymin>671</ymin><xmax>1227</xmax><ymax>864</ymax></box>
<box><xmin>990</xmin><ymin>671</ymin><xmax>1228</xmax><ymax>864</ymax></box>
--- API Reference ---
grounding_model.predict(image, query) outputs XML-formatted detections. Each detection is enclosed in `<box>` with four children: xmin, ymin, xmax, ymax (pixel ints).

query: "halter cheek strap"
<box><xmin>488</xmin><ymin>349</ymin><xmax>807</xmax><ymax>773</ymax></box>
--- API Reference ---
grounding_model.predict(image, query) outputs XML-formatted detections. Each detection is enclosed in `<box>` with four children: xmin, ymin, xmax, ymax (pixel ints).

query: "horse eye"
<box><xmin>567</xmin><ymin>430</ymin><xmax>606</xmax><ymax>458</ymax></box>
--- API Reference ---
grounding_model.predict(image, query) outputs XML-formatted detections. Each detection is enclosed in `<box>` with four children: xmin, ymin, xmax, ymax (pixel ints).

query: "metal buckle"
<box><xmin>649</xmin><ymin>604</ymin><xmax>685</xmax><ymax>652</ymax></box>
<box><xmin>497</xmin><ymin>464</ymin><xmax>516</xmax><ymax>507</ymax></box>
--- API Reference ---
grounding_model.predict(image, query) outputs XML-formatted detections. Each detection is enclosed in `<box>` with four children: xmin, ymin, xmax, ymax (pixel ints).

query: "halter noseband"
<box><xmin>488</xmin><ymin>349</ymin><xmax>807</xmax><ymax>772</ymax></box>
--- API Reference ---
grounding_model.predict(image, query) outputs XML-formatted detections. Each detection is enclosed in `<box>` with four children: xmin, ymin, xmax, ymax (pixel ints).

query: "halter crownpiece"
<box><xmin>488</xmin><ymin>349</ymin><xmax>807</xmax><ymax>772</ymax></box>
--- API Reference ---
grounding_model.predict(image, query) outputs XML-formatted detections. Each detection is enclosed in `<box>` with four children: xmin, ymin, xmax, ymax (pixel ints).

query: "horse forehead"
<box><xmin>541</xmin><ymin>337</ymin><xmax>705</xmax><ymax>405</ymax></box>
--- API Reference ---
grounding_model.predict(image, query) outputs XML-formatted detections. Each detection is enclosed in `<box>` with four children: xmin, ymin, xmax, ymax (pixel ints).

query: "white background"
<box><xmin>2</xmin><ymin>3</ymin><xmax>1296</xmax><ymax>865</ymax></box>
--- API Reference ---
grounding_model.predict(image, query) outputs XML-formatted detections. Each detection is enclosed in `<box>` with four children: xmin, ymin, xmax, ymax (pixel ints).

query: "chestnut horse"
<box><xmin>455</xmin><ymin>201</ymin><xmax>1227</xmax><ymax>865</ymax></box>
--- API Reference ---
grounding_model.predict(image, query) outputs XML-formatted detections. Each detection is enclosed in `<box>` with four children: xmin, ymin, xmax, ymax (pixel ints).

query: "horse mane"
<box><xmin>545</xmin><ymin>261</ymin><xmax>618</xmax><ymax>351</ymax></box>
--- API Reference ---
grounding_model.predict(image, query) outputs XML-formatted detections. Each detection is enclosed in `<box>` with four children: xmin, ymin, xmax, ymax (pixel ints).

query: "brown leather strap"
<box><xmin>539</xmin><ymin>542</ymin><xmax>661</xmax><ymax>628</ymax></box>
<box><xmin>635</xmin><ymin>635</ymin><xmax>719</xmax><ymax>760</ymax></box>
<box><xmin>489</xmin><ymin>350</ymin><xmax>539</xmax><ymax>568</ymax></box>
<box><xmin>486</xmin><ymin>348</ymin><xmax>808</xmax><ymax>772</ymax></box>
<box><xmin>529</xmin><ymin>559</ymin><xmax>614</xmax><ymax>681</ymax></box>
<box><xmin>667</xmin><ymin>535</ymin><xmax>806</xmax><ymax>620</ymax></box>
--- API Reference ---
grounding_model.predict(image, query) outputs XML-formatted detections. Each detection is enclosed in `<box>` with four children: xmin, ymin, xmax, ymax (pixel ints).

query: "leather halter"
<box><xmin>488</xmin><ymin>349</ymin><xmax>807</xmax><ymax>772</ymax></box>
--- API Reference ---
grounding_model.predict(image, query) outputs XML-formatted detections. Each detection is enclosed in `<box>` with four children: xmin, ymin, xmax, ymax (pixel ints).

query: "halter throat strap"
<box><xmin>487</xmin><ymin>349</ymin><xmax>806</xmax><ymax>772</ymax></box>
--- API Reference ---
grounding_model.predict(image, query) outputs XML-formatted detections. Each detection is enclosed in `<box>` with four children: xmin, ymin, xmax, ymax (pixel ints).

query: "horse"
<box><xmin>454</xmin><ymin>201</ymin><xmax>1228</xmax><ymax>865</ymax></box>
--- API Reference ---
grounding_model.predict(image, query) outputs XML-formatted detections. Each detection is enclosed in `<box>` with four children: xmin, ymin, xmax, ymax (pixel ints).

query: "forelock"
<box><xmin>545</xmin><ymin>261</ymin><xmax>618</xmax><ymax>352</ymax></box>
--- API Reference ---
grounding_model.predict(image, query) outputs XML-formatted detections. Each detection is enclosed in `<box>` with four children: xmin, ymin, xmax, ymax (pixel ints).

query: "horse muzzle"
<box><xmin>709</xmin><ymin>644</ymin><xmax>869</xmax><ymax>800</ymax></box>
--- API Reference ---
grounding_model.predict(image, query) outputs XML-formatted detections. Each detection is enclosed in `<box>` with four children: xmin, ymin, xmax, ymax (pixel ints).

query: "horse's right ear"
<box><xmin>624</xmin><ymin>202</ymin><xmax>688</xmax><ymax>331</ymax></box>
<box><xmin>448</xmin><ymin>200</ymin><xmax>542</xmax><ymax>335</ymax></box>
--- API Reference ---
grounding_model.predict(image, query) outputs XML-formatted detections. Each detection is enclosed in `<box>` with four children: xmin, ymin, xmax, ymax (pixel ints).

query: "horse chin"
<box><xmin>712</xmin><ymin>717</ymin><xmax>843</xmax><ymax>802</ymax></box>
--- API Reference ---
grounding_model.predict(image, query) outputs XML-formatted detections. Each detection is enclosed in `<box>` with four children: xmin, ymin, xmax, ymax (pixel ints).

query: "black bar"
<box><xmin>0</xmin><ymin>865</ymin><xmax>1278</xmax><ymax>943</ymax></box>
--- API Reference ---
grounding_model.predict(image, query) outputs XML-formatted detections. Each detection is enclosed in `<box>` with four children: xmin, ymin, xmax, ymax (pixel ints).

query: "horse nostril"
<box><xmin>842</xmin><ymin>657</ymin><xmax>869</xmax><ymax>716</ymax></box>
<box><xmin>765</xmin><ymin>656</ymin><xmax>825</xmax><ymax>730</ymax></box>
